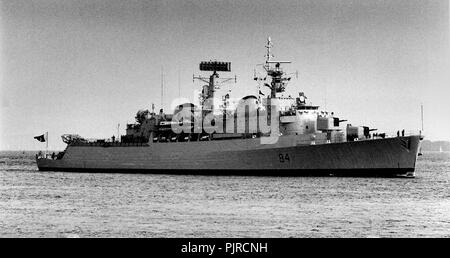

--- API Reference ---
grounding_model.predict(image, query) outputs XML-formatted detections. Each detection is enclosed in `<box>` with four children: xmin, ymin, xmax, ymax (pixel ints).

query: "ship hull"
<box><xmin>37</xmin><ymin>135</ymin><xmax>421</xmax><ymax>177</ymax></box>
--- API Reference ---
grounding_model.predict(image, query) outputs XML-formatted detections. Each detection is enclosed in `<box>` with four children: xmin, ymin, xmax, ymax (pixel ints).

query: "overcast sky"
<box><xmin>1</xmin><ymin>0</ymin><xmax>449</xmax><ymax>150</ymax></box>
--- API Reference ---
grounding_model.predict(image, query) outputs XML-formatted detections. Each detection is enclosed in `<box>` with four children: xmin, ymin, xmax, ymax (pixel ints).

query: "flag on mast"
<box><xmin>34</xmin><ymin>133</ymin><xmax>46</xmax><ymax>142</ymax></box>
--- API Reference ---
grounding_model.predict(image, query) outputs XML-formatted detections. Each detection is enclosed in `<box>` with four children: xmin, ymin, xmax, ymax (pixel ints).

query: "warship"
<box><xmin>36</xmin><ymin>38</ymin><xmax>423</xmax><ymax>177</ymax></box>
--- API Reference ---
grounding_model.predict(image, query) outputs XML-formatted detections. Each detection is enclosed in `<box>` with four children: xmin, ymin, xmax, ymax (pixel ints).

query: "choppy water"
<box><xmin>0</xmin><ymin>151</ymin><xmax>449</xmax><ymax>238</ymax></box>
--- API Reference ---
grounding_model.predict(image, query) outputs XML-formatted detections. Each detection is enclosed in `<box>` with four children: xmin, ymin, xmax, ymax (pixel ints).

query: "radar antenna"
<box><xmin>193</xmin><ymin>61</ymin><xmax>236</xmax><ymax>113</ymax></box>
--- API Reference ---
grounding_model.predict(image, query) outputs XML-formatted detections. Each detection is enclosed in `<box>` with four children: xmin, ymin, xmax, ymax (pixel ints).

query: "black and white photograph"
<box><xmin>0</xmin><ymin>0</ymin><xmax>449</xmax><ymax>245</ymax></box>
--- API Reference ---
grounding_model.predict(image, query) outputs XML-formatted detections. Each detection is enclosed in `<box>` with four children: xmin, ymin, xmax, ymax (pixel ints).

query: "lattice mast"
<box><xmin>262</xmin><ymin>37</ymin><xmax>292</xmax><ymax>98</ymax></box>
<box><xmin>193</xmin><ymin>61</ymin><xmax>236</xmax><ymax>113</ymax></box>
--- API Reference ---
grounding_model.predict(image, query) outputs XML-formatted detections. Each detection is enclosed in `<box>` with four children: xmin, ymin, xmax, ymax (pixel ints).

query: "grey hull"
<box><xmin>37</xmin><ymin>135</ymin><xmax>421</xmax><ymax>177</ymax></box>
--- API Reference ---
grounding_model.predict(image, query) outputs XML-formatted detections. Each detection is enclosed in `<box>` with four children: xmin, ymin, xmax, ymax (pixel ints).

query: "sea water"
<box><xmin>0</xmin><ymin>151</ymin><xmax>449</xmax><ymax>237</ymax></box>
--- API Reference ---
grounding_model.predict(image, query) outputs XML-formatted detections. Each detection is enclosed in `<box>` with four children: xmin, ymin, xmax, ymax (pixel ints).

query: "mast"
<box><xmin>421</xmin><ymin>103</ymin><xmax>424</xmax><ymax>132</ymax></box>
<box><xmin>194</xmin><ymin>61</ymin><xmax>235</xmax><ymax>114</ymax></box>
<box><xmin>262</xmin><ymin>37</ymin><xmax>292</xmax><ymax>98</ymax></box>
<box><xmin>45</xmin><ymin>131</ymin><xmax>48</xmax><ymax>157</ymax></box>
<box><xmin>161</xmin><ymin>66</ymin><xmax>164</xmax><ymax>110</ymax></box>
<box><xmin>265</xmin><ymin>37</ymin><xmax>273</xmax><ymax>67</ymax></box>
<box><xmin>117</xmin><ymin>123</ymin><xmax>120</xmax><ymax>142</ymax></box>
<box><xmin>178</xmin><ymin>68</ymin><xmax>181</xmax><ymax>98</ymax></box>
<box><xmin>257</xmin><ymin>37</ymin><xmax>292</xmax><ymax>128</ymax></box>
